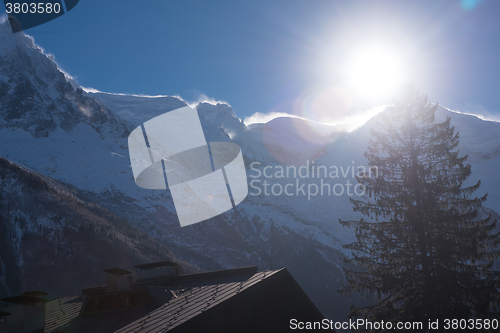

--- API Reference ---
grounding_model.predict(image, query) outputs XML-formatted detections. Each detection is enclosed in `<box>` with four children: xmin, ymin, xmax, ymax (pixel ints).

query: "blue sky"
<box><xmin>2</xmin><ymin>0</ymin><xmax>500</xmax><ymax>123</ymax></box>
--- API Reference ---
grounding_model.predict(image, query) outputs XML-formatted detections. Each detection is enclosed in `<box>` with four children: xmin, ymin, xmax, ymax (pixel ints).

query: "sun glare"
<box><xmin>344</xmin><ymin>43</ymin><xmax>404</xmax><ymax>100</ymax></box>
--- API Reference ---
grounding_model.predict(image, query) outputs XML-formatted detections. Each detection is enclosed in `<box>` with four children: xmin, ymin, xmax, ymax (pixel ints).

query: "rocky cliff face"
<box><xmin>0</xmin><ymin>20</ymin><xmax>130</xmax><ymax>139</ymax></box>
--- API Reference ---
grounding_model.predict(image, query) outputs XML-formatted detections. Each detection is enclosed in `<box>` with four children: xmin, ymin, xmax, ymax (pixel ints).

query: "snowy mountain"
<box><xmin>0</xmin><ymin>23</ymin><xmax>129</xmax><ymax>140</ymax></box>
<box><xmin>1</xmin><ymin>18</ymin><xmax>500</xmax><ymax>322</ymax></box>
<box><xmin>89</xmin><ymin>92</ymin><xmax>188</xmax><ymax>126</ymax></box>
<box><xmin>0</xmin><ymin>156</ymin><xmax>199</xmax><ymax>298</ymax></box>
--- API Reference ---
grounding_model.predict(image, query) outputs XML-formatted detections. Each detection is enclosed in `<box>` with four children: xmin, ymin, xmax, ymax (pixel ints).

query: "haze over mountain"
<box><xmin>1</xmin><ymin>19</ymin><xmax>500</xmax><ymax>322</ymax></box>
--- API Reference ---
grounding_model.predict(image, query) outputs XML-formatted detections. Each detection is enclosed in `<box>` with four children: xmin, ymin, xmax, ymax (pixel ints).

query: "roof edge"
<box><xmin>168</xmin><ymin>266</ymin><xmax>258</xmax><ymax>283</ymax></box>
<box><xmin>278</xmin><ymin>268</ymin><xmax>325</xmax><ymax>319</ymax></box>
<box><xmin>169</xmin><ymin>268</ymin><xmax>287</xmax><ymax>332</ymax></box>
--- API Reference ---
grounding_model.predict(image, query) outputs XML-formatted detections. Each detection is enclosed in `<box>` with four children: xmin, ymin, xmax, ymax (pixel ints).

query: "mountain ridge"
<box><xmin>0</xmin><ymin>20</ymin><xmax>130</xmax><ymax>139</ymax></box>
<box><xmin>1</xmin><ymin>22</ymin><xmax>500</xmax><ymax>322</ymax></box>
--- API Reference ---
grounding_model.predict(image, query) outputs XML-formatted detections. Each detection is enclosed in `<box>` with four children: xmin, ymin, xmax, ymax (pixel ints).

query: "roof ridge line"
<box><xmin>169</xmin><ymin>266</ymin><xmax>258</xmax><ymax>282</ymax></box>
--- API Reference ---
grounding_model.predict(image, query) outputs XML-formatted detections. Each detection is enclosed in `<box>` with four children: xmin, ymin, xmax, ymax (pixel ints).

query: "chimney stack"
<box><xmin>134</xmin><ymin>261</ymin><xmax>183</xmax><ymax>282</ymax></box>
<box><xmin>103</xmin><ymin>268</ymin><xmax>133</xmax><ymax>292</ymax></box>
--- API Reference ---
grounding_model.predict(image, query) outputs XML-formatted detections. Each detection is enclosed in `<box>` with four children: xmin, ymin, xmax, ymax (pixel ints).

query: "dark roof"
<box><xmin>103</xmin><ymin>268</ymin><xmax>132</xmax><ymax>275</ymax></box>
<box><xmin>0</xmin><ymin>312</ymin><xmax>11</xmax><ymax>316</ymax></box>
<box><xmin>44</xmin><ymin>267</ymin><xmax>283</xmax><ymax>332</ymax></box>
<box><xmin>132</xmin><ymin>269</ymin><xmax>282</xmax><ymax>332</ymax></box>
<box><xmin>44</xmin><ymin>296</ymin><xmax>83</xmax><ymax>332</ymax></box>
<box><xmin>169</xmin><ymin>265</ymin><xmax>257</xmax><ymax>282</ymax></box>
<box><xmin>134</xmin><ymin>261</ymin><xmax>178</xmax><ymax>270</ymax></box>
<box><xmin>134</xmin><ymin>266</ymin><xmax>258</xmax><ymax>287</ymax></box>
<box><xmin>147</xmin><ymin>286</ymin><xmax>176</xmax><ymax>305</ymax></box>
<box><xmin>1</xmin><ymin>295</ymin><xmax>47</xmax><ymax>305</ymax></box>
<box><xmin>22</xmin><ymin>291</ymin><xmax>48</xmax><ymax>297</ymax></box>
<box><xmin>44</xmin><ymin>296</ymin><xmax>157</xmax><ymax>333</ymax></box>
<box><xmin>81</xmin><ymin>285</ymin><xmax>106</xmax><ymax>296</ymax></box>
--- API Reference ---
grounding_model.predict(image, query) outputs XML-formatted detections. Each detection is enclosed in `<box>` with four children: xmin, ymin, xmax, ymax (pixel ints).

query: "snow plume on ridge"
<box><xmin>244</xmin><ymin>111</ymin><xmax>303</xmax><ymax>125</ymax></box>
<box><xmin>331</xmin><ymin>105</ymin><xmax>387</xmax><ymax>132</ymax></box>
<box><xmin>81</xmin><ymin>86</ymin><xmax>103</xmax><ymax>94</ymax></box>
<box><xmin>0</xmin><ymin>19</ymin><xmax>76</xmax><ymax>90</ymax></box>
<box><xmin>83</xmin><ymin>88</ymin><xmax>228</xmax><ymax>108</ymax></box>
<box><xmin>82</xmin><ymin>87</ymin><xmax>176</xmax><ymax>99</ymax></box>
<box><xmin>442</xmin><ymin>104</ymin><xmax>500</xmax><ymax>123</ymax></box>
<box><xmin>186</xmin><ymin>93</ymin><xmax>229</xmax><ymax>108</ymax></box>
<box><xmin>244</xmin><ymin>105</ymin><xmax>387</xmax><ymax>132</ymax></box>
<box><xmin>60</xmin><ymin>69</ymin><xmax>81</xmax><ymax>90</ymax></box>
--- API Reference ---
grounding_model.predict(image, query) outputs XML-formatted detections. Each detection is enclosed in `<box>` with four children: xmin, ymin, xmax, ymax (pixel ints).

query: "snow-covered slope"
<box><xmin>0</xmin><ymin>20</ymin><xmax>351</xmax><ymax>321</ymax></box>
<box><xmin>1</xmin><ymin>17</ymin><xmax>500</xmax><ymax>322</ymax></box>
<box><xmin>88</xmin><ymin>92</ymin><xmax>187</xmax><ymax>126</ymax></box>
<box><xmin>434</xmin><ymin>107</ymin><xmax>500</xmax><ymax>209</ymax></box>
<box><xmin>0</xmin><ymin>22</ymin><xmax>129</xmax><ymax>139</ymax></box>
<box><xmin>249</xmin><ymin>116</ymin><xmax>342</xmax><ymax>165</ymax></box>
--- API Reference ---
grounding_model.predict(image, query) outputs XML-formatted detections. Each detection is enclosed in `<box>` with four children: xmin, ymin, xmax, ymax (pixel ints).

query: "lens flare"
<box><xmin>344</xmin><ymin>43</ymin><xmax>404</xmax><ymax>100</ymax></box>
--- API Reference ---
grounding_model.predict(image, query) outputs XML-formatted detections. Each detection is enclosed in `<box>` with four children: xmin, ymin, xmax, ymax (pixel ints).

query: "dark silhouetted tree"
<box><xmin>340</xmin><ymin>87</ymin><xmax>500</xmax><ymax>329</ymax></box>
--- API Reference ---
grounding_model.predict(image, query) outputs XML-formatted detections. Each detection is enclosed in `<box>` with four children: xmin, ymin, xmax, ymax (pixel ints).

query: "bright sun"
<box><xmin>344</xmin><ymin>43</ymin><xmax>404</xmax><ymax>100</ymax></box>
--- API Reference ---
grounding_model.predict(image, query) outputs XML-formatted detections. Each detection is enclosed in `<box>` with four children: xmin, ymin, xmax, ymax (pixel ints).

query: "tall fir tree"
<box><xmin>340</xmin><ymin>87</ymin><xmax>500</xmax><ymax>328</ymax></box>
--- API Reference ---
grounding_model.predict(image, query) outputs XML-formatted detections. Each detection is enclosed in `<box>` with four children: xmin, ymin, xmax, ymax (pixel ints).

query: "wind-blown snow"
<box><xmin>244</xmin><ymin>111</ymin><xmax>302</xmax><ymax>125</ymax></box>
<box><xmin>245</xmin><ymin>105</ymin><xmax>387</xmax><ymax>133</ymax></box>
<box><xmin>2</xmin><ymin>20</ymin><xmax>500</xmax><ymax>321</ymax></box>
